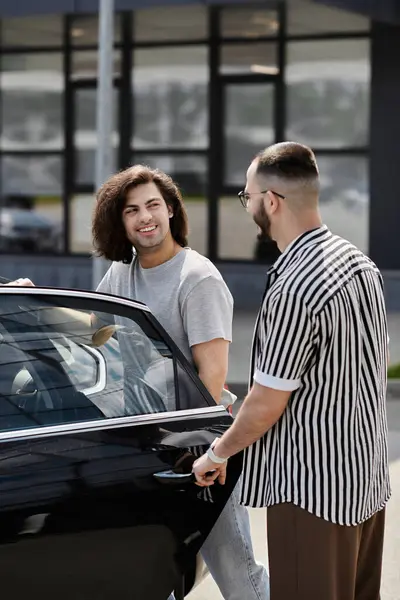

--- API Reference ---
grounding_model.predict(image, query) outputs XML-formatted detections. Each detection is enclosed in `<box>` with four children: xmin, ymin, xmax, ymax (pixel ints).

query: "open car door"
<box><xmin>0</xmin><ymin>287</ymin><xmax>242</xmax><ymax>599</ymax></box>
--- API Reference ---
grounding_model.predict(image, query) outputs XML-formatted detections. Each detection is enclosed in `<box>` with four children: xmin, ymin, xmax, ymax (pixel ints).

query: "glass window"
<box><xmin>218</xmin><ymin>196</ymin><xmax>272</xmax><ymax>261</ymax></box>
<box><xmin>1</xmin><ymin>15</ymin><xmax>63</xmax><ymax>47</ymax></box>
<box><xmin>133</xmin><ymin>153</ymin><xmax>208</xmax><ymax>255</ymax></box>
<box><xmin>1</xmin><ymin>155</ymin><xmax>62</xmax><ymax>196</ymax></box>
<box><xmin>74</xmin><ymin>88</ymin><xmax>118</xmax><ymax>186</ymax></box>
<box><xmin>71</xmin><ymin>50</ymin><xmax>121</xmax><ymax>80</ymax></box>
<box><xmin>70</xmin><ymin>194</ymin><xmax>95</xmax><ymax>254</ymax></box>
<box><xmin>220</xmin><ymin>42</ymin><xmax>278</xmax><ymax>75</ymax></box>
<box><xmin>221</xmin><ymin>7</ymin><xmax>279</xmax><ymax>38</ymax></box>
<box><xmin>224</xmin><ymin>83</ymin><xmax>275</xmax><ymax>186</ymax></box>
<box><xmin>133</xmin><ymin>153</ymin><xmax>207</xmax><ymax>196</ymax></box>
<box><xmin>132</xmin><ymin>46</ymin><xmax>208</xmax><ymax>150</ymax></box>
<box><xmin>134</xmin><ymin>5</ymin><xmax>207</xmax><ymax>42</ymax></box>
<box><xmin>49</xmin><ymin>338</ymin><xmax>99</xmax><ymax>392</ymax></box>
<box><xmin>71</xmin><ymin>14</ymin><xmax>121</xmax><ymax>46</ymax></box>
<box><xmin>317</xmin><ymin>154</ymin><xmax>369</xmax><ymax>253</ymax></box>
<box><xmin>287</xmin><ymin>0</ymin><xmax>370</xmax><ymax>35</ymax></box>
<box><xmin>0</xmin><ymin>292</ymin><xmax>211</xmax><ymax>432</ymax></box>
<box><xmin>0</xmin><ymin>54</ymin><xmax>63</xmax><ymax>151</ymax></box>
<box><xmin>0</xmin><ymin>156</ymin><xmax>63</xmax><ymax>255</ymax></box>
<box><xmin>285</xmin><ymin>40</ymin><xmax>370</xmax><ymax>148</ymax></box>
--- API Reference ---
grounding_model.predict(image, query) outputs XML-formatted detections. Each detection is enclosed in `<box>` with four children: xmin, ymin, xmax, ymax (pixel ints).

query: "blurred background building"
<box><xmin>0</xmin><ymin>0</ymin><xmax>399</xmax><ymax>308</ymax></box>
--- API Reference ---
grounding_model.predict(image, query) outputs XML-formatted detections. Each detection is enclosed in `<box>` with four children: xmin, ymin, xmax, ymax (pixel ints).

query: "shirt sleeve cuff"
<box><xmin>253</xmin><ymin>369</ymin><xmax>301</xmax><ymax>391</ymax></box>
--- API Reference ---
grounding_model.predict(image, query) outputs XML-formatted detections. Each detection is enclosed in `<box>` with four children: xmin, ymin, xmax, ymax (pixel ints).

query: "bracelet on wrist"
<box><xmin>206</xmin><ymin>438</ymin><xmax>228</xmax><ymax>464</ymax></box>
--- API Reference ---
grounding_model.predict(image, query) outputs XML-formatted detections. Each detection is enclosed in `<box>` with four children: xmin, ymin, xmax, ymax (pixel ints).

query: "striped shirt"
<box><xmin>240</xmin><ymin>225</ymin><xmax>391</xmax><ymax>526</ymax></box>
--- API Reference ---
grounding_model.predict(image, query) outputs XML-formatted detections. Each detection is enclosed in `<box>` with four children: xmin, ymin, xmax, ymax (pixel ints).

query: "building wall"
<box><xmin>1</xmin><ymin>1</ymin><xmax>398</xmax><ymax>308</ymax></box>
<box><xmin>0</xmin><ymin>2</ymin><xmax>371</xmax><ymax>260</ymax></box>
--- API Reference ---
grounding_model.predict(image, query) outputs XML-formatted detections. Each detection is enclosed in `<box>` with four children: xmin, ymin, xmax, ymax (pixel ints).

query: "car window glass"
<box><xmin>0</xmin><ymin>293</ymin><xmax>211</xmax><ymax>433</ymax></box>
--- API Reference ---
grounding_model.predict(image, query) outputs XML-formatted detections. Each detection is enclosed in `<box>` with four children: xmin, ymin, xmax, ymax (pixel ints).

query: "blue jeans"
<box><xmin>169</xmin><ymin>480</ymin><xmax>269</xmax><ymax>599</ymax></box>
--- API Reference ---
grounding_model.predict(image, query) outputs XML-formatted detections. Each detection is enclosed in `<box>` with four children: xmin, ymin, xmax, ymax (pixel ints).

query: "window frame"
<box><xmin>0</xmin><ymin>6</ymin><xmax>372</xmax><ymax>262</ymax></box>
<box><xmin>0</xmin><ymin>287</ymin><xmax>220</xmax><ymax>441</ymax></box>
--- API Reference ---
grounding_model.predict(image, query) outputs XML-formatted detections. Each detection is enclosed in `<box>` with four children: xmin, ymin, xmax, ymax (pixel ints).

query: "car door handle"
<box><xmin>153</xmin><ymin>470</ymin><xmax>195</xmax><ymax>485</ymax></box>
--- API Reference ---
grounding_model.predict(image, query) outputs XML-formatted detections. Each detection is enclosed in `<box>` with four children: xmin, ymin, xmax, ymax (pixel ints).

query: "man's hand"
<box><xmin>192</xmin><ymin>453</ymin><xmax>227</xmax><ymax>487</ymax></box>
<box><xmin>5</xmin><ymin>278</ymin><xmax>35</xmax><ymax>287</ymax></box>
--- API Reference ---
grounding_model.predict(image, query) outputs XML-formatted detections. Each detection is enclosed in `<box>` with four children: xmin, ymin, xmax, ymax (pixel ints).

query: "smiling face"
<box><xmin>122</xmin><ymin>182</ymin><xmax>173</xmax><ymax>253</ymax></box>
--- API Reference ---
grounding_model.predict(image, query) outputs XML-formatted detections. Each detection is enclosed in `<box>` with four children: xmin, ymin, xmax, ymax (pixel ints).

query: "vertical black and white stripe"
<box><xmin>240</xmin><ymin>225</ymin><xmax>391</xmax><ymax>526</ymax></box>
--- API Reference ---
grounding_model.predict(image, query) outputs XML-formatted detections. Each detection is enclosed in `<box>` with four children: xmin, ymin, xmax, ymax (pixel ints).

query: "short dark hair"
<box><xmin>255</xmin><ymin>142</ymin><xmax>319</xmax><ymax>187</ymax></box>
<box><xmin>92</xmin><ymin>165</ymin><xmax>189</xmax><ymax>263</ymax></box>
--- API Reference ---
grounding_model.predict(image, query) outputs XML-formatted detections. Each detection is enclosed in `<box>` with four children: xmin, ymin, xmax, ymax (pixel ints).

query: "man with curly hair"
<box><xmin>92</xmin><ymin>164</ymin><xmax>269</xmax><ymax>600</ymax></box>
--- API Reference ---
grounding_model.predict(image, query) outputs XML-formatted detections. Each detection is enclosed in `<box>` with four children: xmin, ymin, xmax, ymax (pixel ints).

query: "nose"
<box><xmin>138</xmin><ymin>207</ymin><xmax>152</xmax><ymax>224</ymax></box>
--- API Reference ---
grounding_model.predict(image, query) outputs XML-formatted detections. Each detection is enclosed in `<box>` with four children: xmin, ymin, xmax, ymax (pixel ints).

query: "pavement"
<box><xmin>187</xmin><ymin>311</ymin><xmax>400</xmax><ymax>600</ymax></box>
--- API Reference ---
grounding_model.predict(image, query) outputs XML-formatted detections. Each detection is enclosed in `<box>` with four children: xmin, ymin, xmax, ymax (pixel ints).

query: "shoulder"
<box><xmin>273</xmin><ymin>235</ymin><xmax>380</xmax><ymax>310</ymax></box>
<box><xmin>108</xmin><ymin>260</ymin><xmax>132</xmax><ymax>280</ymax></box>
<box><xmin>180</xmin><ymin>249</ymin><xmax>228</xmax><ymax>289</ymax></box>
<box><xmin>97</xmin><ymin>260</ymin><xmax>132</xmax><ymax>294</ymax></box>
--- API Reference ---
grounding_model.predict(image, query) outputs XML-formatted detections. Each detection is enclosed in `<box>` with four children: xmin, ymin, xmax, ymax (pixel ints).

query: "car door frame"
<box><xmin>0</xmin><ymin>285</ymin><xmax>242</xmax><ymax>599</ymax></box>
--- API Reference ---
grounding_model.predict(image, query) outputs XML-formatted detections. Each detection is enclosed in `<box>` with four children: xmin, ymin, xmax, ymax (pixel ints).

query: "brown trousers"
<box><xmin>267</xmin><ymin>502</ymin><xmax>386</xmax><ymax>600</ymax></box>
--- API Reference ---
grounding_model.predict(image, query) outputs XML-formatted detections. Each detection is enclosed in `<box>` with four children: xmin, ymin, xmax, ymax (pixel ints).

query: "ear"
<box><xmin>266</xmin><ymin>190</ymin><xmax>279</xmax><ymax>214</ymax></box>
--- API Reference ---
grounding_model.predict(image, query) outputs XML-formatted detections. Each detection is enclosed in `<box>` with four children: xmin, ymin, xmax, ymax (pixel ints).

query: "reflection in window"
<box><xmin>0</xmin><ymin>156</ymin><xmax>63</xmax><ymax>255</ymax></box>
<box><xmin>71</xmin><ymin>50</ymin><xmax>121</xmax><ymax>81</ymax></box>
<box><xmin>317</xmin><ymin>155</ymin><xmax>369</xmax><ymax>253</ymax></box>
<box><xmin>220</xmin><ymin>43</ymin><xmax>278</xmax><ymax>75</ymax></box>
<box><xmin>51</xmin><ymin>338</ymin><xmax>99</xmax><ymax>392</ymax></box>
<box><xmin>285</xmin><ymin>40</ymin><xmax>370</xmax><ymax>148</ymax></box>
<box><xmin>74</xmin><ymin>88</ymin><xmax>118</xmax><ymax>186</ymax></box>
<box><xmin>220</xmin><ymin>7</ymin><xmax>279</xmax><ymax>38</ymax></box>
<box><xmin>287</xmin><ymin>0</ymin><xmax>369</xmax><ymax>35</ymax></box>
<box><xmin>1</xmin><ymin>15</ymin><xmax>63</xmax><ymax>47</ymax></box>
<box><xmin>133</xmin><ymin>154</ymin><xmax>207</xmax><ymax>196</ymax></box>
<box><xmin>70</xmin><ymin>194</ymin><xmax>95</xmax><ymax>254</ymax></box>
<box><xmin>134</xmin><ymin>5</ymin><xmax>207</xmax><ymax>42</ymax></box>
<box><xmin>1</xmin><ymin>155</ymin><xmax>62</xmax><ymax>196</ymax></box>
<box><xmin>224</xmin><ymin>83</ymin><xmax>275</xmax><ymax>186</ymax></box>
<box><xmin>70</xmin><ymin>14</ymin><xmax>121</xmax><ymax>46</ymax></box>
<box><xmin>218</xmin><ymin>196</ymin><xmax>264</xmax><ymax>261</ymax></box>
<box><xmin>132</xmin><ymin>46</ymin><xmax>208</xmax><ymax>150</ymax></box>
<box><xmin>0</xmin><ymin>293</ymin><xmax>209</xmax><ymax>432</ymax></box>
<box><xmin>0</xmin><ymin>54</ymin><xmax>64</xmax><ymax>151</ymax></box>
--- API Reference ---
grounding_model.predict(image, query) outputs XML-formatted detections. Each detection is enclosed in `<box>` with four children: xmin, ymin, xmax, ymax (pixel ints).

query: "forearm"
<box><xmin>213</xmin><ymin>388</ymin><xmax>283</xmax><ymax>459</ymax></box>
<box><xmin>192</xmin><ymin>338</ymin><xmax>230</xmax><ymax>405</ymax></box>
<box><xmin>198</xmin><ymin>367</ymin><xmax>226</xmax><ymax>404</ymax></box>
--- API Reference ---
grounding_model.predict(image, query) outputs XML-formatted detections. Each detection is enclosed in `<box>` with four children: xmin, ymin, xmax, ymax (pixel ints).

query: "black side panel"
<box><xmin>0</xmin><ymin>413</ymin><xmax>242</xmax><ymax>599</ymax></box>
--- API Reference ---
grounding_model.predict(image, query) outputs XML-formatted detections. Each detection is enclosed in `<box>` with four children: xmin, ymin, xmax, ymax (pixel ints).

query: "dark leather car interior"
<box><xmin>0</xmin><ymin>324</ymin><xmax>105</xmax><ymax>432</ymax></box>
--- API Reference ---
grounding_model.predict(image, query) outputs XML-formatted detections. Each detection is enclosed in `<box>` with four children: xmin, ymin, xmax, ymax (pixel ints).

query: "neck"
<box><xmin>137</xmin><ymin>236</ymin><xmax>182</xmax><ymax>269</ymax></box>
<box><xmin>275</xmin><ymin>211</ymin><xmax>323</xmax><ymax>253</ymax></box>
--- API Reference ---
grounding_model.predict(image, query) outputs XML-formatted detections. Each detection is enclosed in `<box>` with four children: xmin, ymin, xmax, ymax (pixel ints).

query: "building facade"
<box><xmin>0</xmin><ymin>0</ymin><xmax>399</xmax><ymax>308</ymax></box>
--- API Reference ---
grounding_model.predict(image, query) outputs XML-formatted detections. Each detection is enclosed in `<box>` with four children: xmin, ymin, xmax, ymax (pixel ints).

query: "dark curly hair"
<box><xmin>92</xmin><ymin>165</ymin><xmax>189</xmax><ymax>263</ymax></box>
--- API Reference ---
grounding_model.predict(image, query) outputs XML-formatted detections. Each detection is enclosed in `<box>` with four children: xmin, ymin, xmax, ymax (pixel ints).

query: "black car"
<box><xmin>0</xmin><ymin>286</ymin><xmax>242</xmax><ymax>599</ymax></box>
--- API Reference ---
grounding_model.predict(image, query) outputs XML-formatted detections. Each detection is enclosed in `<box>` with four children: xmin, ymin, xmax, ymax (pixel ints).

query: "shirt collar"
<box><xmin>268</xmin><ymin>224</ymin><xmax>331</xmax><ymax>276</ymax></box>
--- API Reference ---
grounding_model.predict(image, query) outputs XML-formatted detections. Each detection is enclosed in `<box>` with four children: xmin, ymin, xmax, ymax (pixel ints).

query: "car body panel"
<box><xmin>0</xmin><ymin>288</ymin><xmax>242</xmax><ymax>599</ymax></box>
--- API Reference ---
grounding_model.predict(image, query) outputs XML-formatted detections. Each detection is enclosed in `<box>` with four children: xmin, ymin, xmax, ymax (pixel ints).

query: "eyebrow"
<box><xmin>123</xmin><ymin>197</ymin><xmax>162</xmax><ymax>210</ymax></box>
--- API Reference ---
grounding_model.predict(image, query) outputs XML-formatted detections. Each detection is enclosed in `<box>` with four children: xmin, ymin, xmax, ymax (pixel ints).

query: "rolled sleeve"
<box><xmin>255</xmin><ymin>292</ymin><xmax>315</xmax><ymax>389</ymax></box>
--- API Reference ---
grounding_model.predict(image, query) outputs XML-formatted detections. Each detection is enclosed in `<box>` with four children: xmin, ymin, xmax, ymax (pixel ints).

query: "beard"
<box><xmin>253</xmin><ymin>200</ymin><xmax>272</xmax><ymax>242</ymax></box>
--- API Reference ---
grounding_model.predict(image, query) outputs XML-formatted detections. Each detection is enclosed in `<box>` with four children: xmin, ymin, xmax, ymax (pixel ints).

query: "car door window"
<box><xmin>0</xmin><ymin>292</ymin><xmax>212</xmax><ymax>433</ymax></box>
<box><xmin>51</xmin><ymin>337</ymin><xmax>99</xmax><ymax>392</ymax></box>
